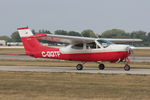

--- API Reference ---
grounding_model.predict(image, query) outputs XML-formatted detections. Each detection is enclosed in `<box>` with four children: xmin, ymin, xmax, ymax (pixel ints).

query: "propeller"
<box><xmin>127</xmin><ymin>46</ymin><xmax>135</xmax><ymax>63</ymax></box>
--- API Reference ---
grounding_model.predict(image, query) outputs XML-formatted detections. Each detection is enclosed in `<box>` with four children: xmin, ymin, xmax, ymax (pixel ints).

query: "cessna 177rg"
<box><xmin>18</xmin><ymin>27</ymin><xmax>142</xmax><ymax>71</ymax></box>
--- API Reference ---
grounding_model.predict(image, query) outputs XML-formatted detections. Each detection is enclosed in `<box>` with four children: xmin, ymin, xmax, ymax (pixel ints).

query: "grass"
<box><xmin>0</xmin><ymin>59</ymin><xmax>150</xmax><ymax>68</ymax></box>
<box><xmin>134</xmin><ymin>49</ymin><xmax>150</xmax><ymax>57</ymax></box>
<box><xmin>0</xmin><ymin>48</ymin><xmax>25</xmax><ymax>54</ymax></box>
<box><xmin>0</xmin><ymin>71</ymin><xmax>150</xmax><ymax>100</ymax></box>
<box><xmin>0</xmin><ymin>48</ymin><xmax>150</xmax><ymax>56</ymax></box>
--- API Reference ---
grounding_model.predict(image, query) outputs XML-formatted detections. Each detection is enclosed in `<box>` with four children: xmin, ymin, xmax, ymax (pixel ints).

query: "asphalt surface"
<box><xmin>0</xmin><ymin>54</ymin><xmax>150</xmax><ymax>62</ymax></box>
<box><xmin>0</xmin><ymin>66</ymin><xmax>150</xmax><ymax>75</ymax></box>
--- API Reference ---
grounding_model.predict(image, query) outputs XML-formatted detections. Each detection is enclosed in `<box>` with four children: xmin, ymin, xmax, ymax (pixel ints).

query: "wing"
<box><xmin>37</xmin><ymin>34</ymin><xmax>142</xmax><ymax>44</ymax></box>
<box><xmin>38</xmin><ymin>34</ymin><xmax>96</xmax><ymax>44</ymax></box>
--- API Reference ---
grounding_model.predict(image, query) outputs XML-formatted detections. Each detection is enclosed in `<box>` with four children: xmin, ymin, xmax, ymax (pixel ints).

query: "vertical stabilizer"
<box><xmin>18</xmin><ymin>27</ymin><xmax>33</xmax><ymax>37</ymax></box>
<box><xmin>17</xmin><ymin>27</ymin><xmax>42</xmax><ymax>55</ymax></box>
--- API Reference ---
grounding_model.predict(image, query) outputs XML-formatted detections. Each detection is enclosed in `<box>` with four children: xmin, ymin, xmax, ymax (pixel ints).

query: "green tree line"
<box><xmin>0</xmin><ymin>29</ymin><xmax>150</xmax><ymax>46</ymax></box>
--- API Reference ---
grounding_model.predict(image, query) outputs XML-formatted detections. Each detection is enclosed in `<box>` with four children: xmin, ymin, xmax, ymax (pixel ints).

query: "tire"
<box><xmin>124</xmin><ymin>64</ymin><xmax>130</xmax><ymax>71</ymax></box>
<box><xmin>99</xmin><ymin>64</ymin><xmax>105</xmax><ymax>70</ymax></box>
<box><xmin>76</xmin><ymin>64</ymin><xmax>83</xmax><ymax>70</ymax></box>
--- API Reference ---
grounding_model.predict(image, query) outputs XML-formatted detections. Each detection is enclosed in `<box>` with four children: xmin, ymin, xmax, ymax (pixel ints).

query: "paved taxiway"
<box><xmin>0</xmin><ymin>66</ymin><xmax>150</xmax><ymax>75</ymax></box>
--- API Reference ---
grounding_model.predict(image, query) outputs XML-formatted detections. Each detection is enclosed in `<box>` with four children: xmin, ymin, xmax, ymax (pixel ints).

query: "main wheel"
<box><xmin>124</xmin><ymin>64</ymin><xmax>130</xmax><ymax>71</ymax></box>
<box><xmin>76</xmin><ymin>64</ymin><xmax>83</xmax><ymax>70</ymax></box>
<box><xmin>99</xmin><ymin>64</ymin><xmax>105</xmax><ymax>70</ymax></box>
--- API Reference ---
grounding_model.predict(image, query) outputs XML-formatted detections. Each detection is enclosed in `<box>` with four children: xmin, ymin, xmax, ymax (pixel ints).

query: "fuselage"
<box><xmin>31</xmin><ymin>40</ymin><xmax>131</xmax><ymax>63</ymax></box>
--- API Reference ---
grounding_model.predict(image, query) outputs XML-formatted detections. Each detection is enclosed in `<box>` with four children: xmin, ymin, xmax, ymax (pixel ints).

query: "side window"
<box><xmin>86</xmin><ymin>42</ymin><xmax>96</xmax><ymax>49</ymax></box>
<box><xmin>72</xmin><ymin>43</ymin><xmax>83</xmax><ymax>49</ymax></box>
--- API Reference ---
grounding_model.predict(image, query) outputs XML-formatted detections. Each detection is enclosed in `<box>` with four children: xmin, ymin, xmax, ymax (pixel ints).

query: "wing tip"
<box><xmin>17</xmin><ymin>26</ymin><xmax>29</xmax><ymax>30</ymax></box>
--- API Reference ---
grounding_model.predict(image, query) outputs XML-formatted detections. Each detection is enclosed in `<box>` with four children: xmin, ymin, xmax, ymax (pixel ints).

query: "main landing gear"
<box><xmin>76</xmin><ymin>62</ymin><xmax>105</xmax><ymax>70</ymax></box>
<box><xmin>76</xmin><ymin>64</ymin><xmax>83</xmax><ymax>70</ymax></box>
<box><xmin>98</xmin><ymin>64</ymin><xmax>105</xmax><ymax>70</ymax></box>
<box><xmin>76</xmin><ymin>62</ymin><xmax>86</xmax><ymax>70</ymax></box>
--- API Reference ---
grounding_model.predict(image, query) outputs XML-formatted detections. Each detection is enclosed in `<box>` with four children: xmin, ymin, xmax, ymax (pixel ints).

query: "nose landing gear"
<box><xmin>124</xmin><ymin>57</ymin><xmax>131</xmax><ymax>71</ymax></box>
<box><xmin>124</xmin><ymin>64</ymin><xmax>130</xmax><ymax>71</ymax></box>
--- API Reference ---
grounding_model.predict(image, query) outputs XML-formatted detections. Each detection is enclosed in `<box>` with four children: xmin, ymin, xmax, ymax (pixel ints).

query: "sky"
<box><xmin>0</xmin><ymin>0</ymin><xmax>150</xmax><ymax>35</ymax></box>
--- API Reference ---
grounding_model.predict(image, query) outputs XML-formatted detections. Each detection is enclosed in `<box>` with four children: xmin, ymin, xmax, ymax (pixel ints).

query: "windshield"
<box><xmin>97</xmin><ymin>39</ymin><xmax>113</xmax><ymax>48</ymax></box>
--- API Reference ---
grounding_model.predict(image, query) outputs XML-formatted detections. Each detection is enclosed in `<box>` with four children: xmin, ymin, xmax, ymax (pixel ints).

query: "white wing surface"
<box><xmin>102</xmin><ymin>38</ymin><xmax>142</xmax><ymax>43</ymax></box>
<box><xmin>38</xmin><ymin>34</ymin><xmax>95</xmax><ymax>44</ymax></box>
<box><xmin>38</xmin><ymin>34</ymin><xmax>142</xmax><ymax>44</ymax></box>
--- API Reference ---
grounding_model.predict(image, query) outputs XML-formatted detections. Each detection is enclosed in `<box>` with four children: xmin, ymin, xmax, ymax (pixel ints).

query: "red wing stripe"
<box><xmin>17</xmin><ymin>26</ymin><xmax>29</xmax><ymax>30</ymax></box>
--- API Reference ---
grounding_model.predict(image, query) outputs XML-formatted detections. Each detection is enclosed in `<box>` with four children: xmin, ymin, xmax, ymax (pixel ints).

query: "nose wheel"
<box><xmin>123</xmin><ymin>57</ymin><xmax>131</xmax><ymax>71</ymax></box>
<box><xmin>124</xmin><ymin>64</ymin><xmax>130</xmax><ymax>71</ymax></box>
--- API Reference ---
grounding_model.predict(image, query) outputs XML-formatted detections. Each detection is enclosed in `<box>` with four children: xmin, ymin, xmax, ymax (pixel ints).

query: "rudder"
<box><xmin>17</xmin><ymin>27</ymin><xmax>42</xmax><ymax>55</ymax></box>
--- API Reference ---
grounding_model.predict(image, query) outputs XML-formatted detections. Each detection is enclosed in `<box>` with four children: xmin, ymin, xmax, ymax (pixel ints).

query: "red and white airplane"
<box><xmin>18</xmin><ymin>27</ymin><xmax>142</xmax><ymax>71</ymax></box>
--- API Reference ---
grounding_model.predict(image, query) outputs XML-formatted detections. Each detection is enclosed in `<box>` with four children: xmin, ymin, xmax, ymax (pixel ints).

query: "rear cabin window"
<box><xmin>86</xmin><ymin>42</ymin><xmax>97</xmax><ymax>49</ymax></box>
<box><xmin>72</xmin><ymin>43</ymin><xmax>83</xmax><ymax>49</ymax></box>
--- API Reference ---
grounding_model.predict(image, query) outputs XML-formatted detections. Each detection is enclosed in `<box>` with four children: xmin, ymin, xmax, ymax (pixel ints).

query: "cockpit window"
<box><xmin>97</xmin><ymin>39</ymin><xmax>113</xmax><ymax>48</ymax></box>
<box><xmin>72</xmin><ymin>43</ymin><xmax>83</xmax><ymax>49</ymax></box>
